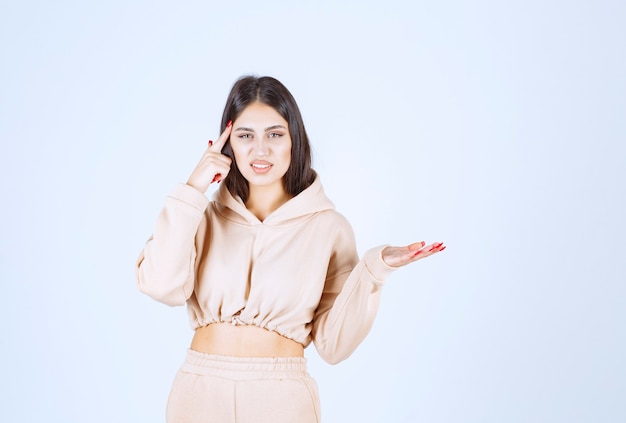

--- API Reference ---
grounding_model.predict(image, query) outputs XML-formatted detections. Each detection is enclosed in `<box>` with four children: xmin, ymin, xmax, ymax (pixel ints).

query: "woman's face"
<box><xmin>230</xmin><ymin>102</ymin><xmax>292</xmax><ymax>192</ymax></box>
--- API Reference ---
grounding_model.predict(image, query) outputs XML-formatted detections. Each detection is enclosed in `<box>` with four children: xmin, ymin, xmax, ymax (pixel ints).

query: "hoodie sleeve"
<box><xmin>311</xmin><ymin>218</ymin><xmax>396</xmax><ymax>364</ymax></box>
<box><xmin>135</xmin><ymin>183</ymin><xmax>210</xmax><ymax>306</ymax></box>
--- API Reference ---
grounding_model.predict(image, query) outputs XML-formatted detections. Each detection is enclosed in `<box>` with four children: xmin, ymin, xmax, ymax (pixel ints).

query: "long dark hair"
<box><xmin>219</xmin><ymin>75</ymin><xmax>316</xmax><ymax>202</ymax></box>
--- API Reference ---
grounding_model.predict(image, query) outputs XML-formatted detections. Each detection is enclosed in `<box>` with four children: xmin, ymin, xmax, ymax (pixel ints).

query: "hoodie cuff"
<box><xmin>168</xmin><ymin>183</ymin><xmax>210</xmax><ymax>212</ymax></box>
<box><xmin>363</xmin><ymin>245</ymin><xmax>397</xmax><ymax>285</ymax></box>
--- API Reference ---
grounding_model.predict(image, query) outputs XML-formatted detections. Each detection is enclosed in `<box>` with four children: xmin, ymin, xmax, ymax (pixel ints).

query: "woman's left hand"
<box><xmin>382</xmin><ymin>241</ymin><xmax>446</xmax><ymax>268</ymax></box>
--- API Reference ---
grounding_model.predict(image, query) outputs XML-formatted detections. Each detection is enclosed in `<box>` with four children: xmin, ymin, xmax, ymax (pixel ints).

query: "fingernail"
<box><xmin>208</xmin><ymin>140</ymin><xmax>213</xmax><ymax>146</ymax></box>
<box><xmin>440</xmin><ymin>246</ymin><xmax>446</xmax><ymax>251</ymax></box>
<box><xmin>227</xmin><ymin>120</ymin><xmax>232</xmax><ymax>128</ymax></box>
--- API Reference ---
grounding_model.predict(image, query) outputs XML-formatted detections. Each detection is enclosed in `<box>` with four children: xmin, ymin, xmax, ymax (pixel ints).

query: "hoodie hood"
<box><xmin>212</xmin><ymin>176</ymin><xmax>335</xmax><ymax>227</ymax></box>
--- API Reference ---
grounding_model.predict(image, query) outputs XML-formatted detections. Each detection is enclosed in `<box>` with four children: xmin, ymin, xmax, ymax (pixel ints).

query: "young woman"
<box><xmin>136</xmin><ymin>75</ymin><xmax>445</xmax><ymax>423</ymax></box>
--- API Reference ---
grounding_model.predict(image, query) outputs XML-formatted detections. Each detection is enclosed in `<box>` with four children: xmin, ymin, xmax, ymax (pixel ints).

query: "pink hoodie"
<box><xmin>136</xmin><ymin>177</ymin><xmax>396</xmax><ymax>364</ymax></box>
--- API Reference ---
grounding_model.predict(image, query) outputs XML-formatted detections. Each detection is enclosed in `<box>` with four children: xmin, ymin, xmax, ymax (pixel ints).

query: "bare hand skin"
<box><xmin>382</xmin><ymin>241</ymin><xmax>446</xmax><ymax>267</ymax></box>
<box><xmin>186</xmin><ymin>123</ymin><xmax>233</xmax><ymax>193</ymax></box>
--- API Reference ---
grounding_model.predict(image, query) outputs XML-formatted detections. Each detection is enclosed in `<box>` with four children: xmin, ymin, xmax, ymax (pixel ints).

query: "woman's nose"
<box><xmin>255</xmin><ymin>140</ymin><xmax>268</xmax><ymax>156</ymax></box>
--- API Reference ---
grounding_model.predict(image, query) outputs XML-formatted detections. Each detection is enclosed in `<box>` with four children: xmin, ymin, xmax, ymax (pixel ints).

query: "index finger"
<box><xmin>209</xmin><ymin>120</ymin><xmax>232</xmax><ymax>152</ymax></box>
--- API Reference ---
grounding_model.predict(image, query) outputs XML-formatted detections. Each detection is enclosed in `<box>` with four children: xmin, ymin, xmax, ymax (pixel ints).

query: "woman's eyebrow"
<box><xmin>233</xmin><ymin>124</ymin><xmax>287</xmax><ymax>132</ymax></box>
<box><xmin>264</xmin><ymin>125</ymin><xmax>287</xmax><ymax>132</ymax></box>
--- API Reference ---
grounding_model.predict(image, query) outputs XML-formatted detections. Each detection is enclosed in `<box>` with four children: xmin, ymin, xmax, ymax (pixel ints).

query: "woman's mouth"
<box><xmin>251</xmin><ymin>161</ymin><xmax>272</xmax><ymax>174</ymax></box>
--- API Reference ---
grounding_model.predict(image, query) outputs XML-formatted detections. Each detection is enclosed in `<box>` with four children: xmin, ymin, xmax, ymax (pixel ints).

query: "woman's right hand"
<box><xmin>186</xmin><ymin>121</ymin><xmax>233</xmax><ymax>193</ymax></box>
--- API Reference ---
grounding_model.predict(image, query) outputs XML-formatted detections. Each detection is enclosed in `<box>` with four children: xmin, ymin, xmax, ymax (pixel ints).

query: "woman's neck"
<box><xmin>245</xmin><ymin>184</ymin><xmax>292</xmax><ymax>221</ymax></box>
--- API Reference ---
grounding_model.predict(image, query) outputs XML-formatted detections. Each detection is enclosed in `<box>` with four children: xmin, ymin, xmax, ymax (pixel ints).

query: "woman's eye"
<box><xmin>268</xmin><ymin>132</ymin><xmax>282</xmax><ymax>138</ymax></box>
<box><xmin>240</xmin><ymin>133</ymin><xmax>252</xmax><ymax>139</ymax></box>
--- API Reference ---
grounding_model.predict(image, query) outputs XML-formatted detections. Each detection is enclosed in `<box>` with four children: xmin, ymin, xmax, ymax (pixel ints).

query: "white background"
<box><xmin>1</xmin><ymin>1</ymin><xmax>625</xmax><ymax>422</ymax></box>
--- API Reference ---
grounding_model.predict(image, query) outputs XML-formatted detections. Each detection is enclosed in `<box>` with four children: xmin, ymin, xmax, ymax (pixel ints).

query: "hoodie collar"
<box><xmin>213</xmin><ymin>176</ymin><xmax>335</xmax><ymax>227</ymax></box>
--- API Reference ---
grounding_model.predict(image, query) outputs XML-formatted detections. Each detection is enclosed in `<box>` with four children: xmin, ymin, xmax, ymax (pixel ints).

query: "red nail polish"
<box><xmin>440</xmin><ymin>246</ymin><xmax>446</xmax><ymax>251</ymax></box>
<box><xmin>227</xmin><ymin>120</ymin><xmax>232</xmax><ymax>128</ymax></box>
<box><xmin>208</xmin><ymin>140</ymin><xmax>213</xmax><ymax>146</ymax></box>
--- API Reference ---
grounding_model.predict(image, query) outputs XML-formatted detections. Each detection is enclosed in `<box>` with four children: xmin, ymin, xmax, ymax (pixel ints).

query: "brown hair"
<box><xmin>219</xmin><ymin>75</ymin><xmax>316</xmax><ymax>202</ymax></box>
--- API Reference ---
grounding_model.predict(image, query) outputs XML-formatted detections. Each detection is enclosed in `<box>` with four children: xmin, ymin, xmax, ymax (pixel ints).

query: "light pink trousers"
<box><xmin>166</xmin><ymin>349</ymin><xmax>321</xmax><ymax>423</ymax></box>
